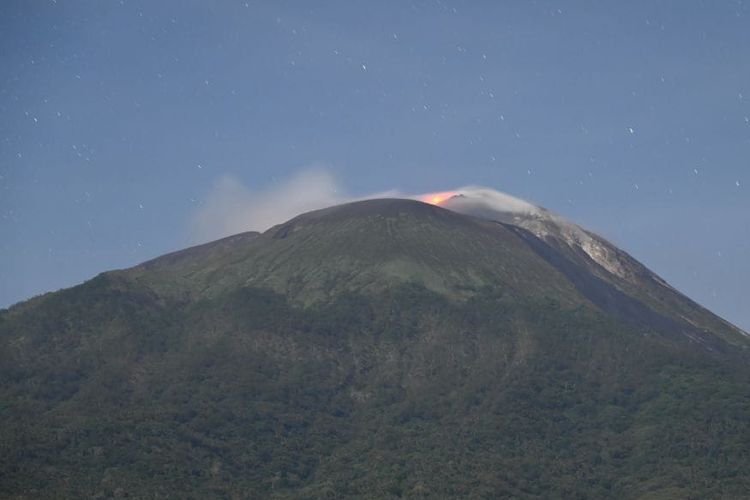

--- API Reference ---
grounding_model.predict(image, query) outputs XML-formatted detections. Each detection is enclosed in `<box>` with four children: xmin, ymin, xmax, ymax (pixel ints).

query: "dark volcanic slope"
<box><xmin>500</xmin><ymin>223</ymin><xmax>738</xmax><ymax>354</ymax></box>
<box><xmin>442</xmin><ymin>195</ymin><xmax>748</xmax><ymax>348</ymax></box>
<box><xmin>125</xmin><ymin>198</ymin><xmax>747</xmax><ymax>351</ymax></box>
<box><xmin>1</xmin><ymin>198</ymin><xmax>750</xmax><ymax>499</ymax></box>
<box><xmin>125</xmin><ymin>198</ymin><xmax>585</xmax><ymax>306</ymax></box>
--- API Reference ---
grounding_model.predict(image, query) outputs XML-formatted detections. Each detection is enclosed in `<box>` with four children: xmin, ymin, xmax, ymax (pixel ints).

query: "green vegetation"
<box><xmin>2</xmin><ymin>275</ymin><xmax>749</xmax><ymax>498</ymax></box>
<box><xmin>2</xmin><ymin>199</ymin><xmax>749</xmax><ymax>498</ymax></box>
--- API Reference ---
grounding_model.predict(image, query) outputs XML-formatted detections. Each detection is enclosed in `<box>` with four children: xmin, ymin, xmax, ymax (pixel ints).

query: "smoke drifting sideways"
<box><xmin>190</xmin><ymin>169</ymin><xmax>396</xmax><ymax>243</ymax></box>
<box><xmin>190</xmin><ymin>169</ymin><xmax>543</xmax><ymax>243</ymax></box>
<box><xmin>428</xmin><ymin>186</ymin><xmax>543</xmax><ymax>218</ymax></box>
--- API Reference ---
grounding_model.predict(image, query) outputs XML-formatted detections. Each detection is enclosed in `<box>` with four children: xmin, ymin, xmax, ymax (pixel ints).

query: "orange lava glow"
<box><xmin>421</xmin><ymin>191</ymin><xmax>456</xmax><ymax>205</ymax></box>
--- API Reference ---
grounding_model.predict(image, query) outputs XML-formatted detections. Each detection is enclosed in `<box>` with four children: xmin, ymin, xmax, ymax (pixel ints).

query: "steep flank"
<box><xmin>443</xmin><ymin>195</ymin><xmax>749</xmax><ymax>348</ymax></box>
<box><xmin>124</xmin><ymin>199</ymin><xmax>584</xmax><ymax>306</ymax></box>
<box><xmin>138</xmin><ymin>231</ymin><xmax>260</xmax><ymax>272</ymax></box>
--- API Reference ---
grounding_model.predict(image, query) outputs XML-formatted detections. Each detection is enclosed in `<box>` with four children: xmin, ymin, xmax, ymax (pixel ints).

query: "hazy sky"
<box><xmin>1</xmin><ymin>1</ymin><xmax>748</xmax><ymax>330</ymax></box>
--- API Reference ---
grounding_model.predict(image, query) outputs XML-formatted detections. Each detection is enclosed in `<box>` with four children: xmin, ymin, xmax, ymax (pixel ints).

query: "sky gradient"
<box><xmin>1</xmin><ymin>1</ymin><xmax>748</xmax><ymax>330</ymax></box>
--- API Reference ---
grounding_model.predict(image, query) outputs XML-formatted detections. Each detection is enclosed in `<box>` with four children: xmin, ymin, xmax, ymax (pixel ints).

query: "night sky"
<box><xmin>1</xmin><ymin>1</ymin><xmax>748</xmax><ymax>330</ymax></box>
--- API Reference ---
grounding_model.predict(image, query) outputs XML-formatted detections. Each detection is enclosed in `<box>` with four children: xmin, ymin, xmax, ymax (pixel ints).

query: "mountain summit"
<box><xmin>130</xmin><ymin>197</ymin><xmax>748</xmax><ymax>350</ymax></box>
<box><xmin>2</xmin><ymin>198</ymin><xmax>749</xmax><ymax>498</ymax></box>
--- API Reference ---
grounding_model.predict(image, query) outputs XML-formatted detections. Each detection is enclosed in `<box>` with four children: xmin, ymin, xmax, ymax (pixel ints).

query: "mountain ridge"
<box><xmin>112</xmin><ymin>197</ymin><xmax>747</xmax><ymax>350</ymax></box>
<box><xmin>2</xmin><ymin>196</ymin><xmax>750</xmax><ymax>498</ymax></box>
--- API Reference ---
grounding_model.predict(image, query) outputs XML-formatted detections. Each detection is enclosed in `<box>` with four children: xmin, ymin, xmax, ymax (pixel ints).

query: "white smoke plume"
<box><xmin>190</xmin><ymin>169</ymin><xmax>544</xmax><ymax>243</ymax></box>
<box><xmin>190</xmin><ymin>168</ymin><xmax>399</xmax><ymax>243</ymax></box>
<box><xmin>431</xmin><ymin>185</ymin><xmax>543</xmax><ymax>218</ymax></box>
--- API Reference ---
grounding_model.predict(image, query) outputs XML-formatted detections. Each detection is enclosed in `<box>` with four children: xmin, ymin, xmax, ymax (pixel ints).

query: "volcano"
<box><xmin>1</xmin><ymin>198</ymin><xmax>749</xmax><ymax>498</ymax></box>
